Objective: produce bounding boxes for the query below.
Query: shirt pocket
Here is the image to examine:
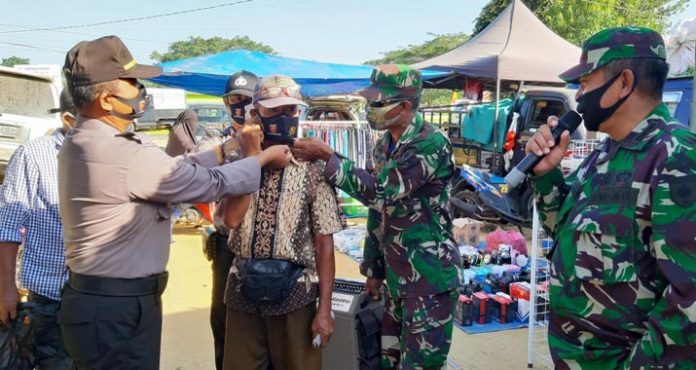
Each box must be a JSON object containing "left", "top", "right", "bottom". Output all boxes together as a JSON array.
[{"left": 572, "top": 201, "right": 638, "bottom": 285}]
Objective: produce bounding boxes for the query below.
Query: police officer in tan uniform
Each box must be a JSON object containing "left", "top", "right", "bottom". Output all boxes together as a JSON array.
[{"left": 57, "top": 35, "right": 292, "bottom": 370}]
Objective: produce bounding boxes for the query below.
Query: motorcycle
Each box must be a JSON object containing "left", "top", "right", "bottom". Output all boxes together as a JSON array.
[
  {"left": 450, "top": 164, "right": 534, "bottom": 228},
  {"left": 173, "top": 202, "right": 215, "bottom": 227}
]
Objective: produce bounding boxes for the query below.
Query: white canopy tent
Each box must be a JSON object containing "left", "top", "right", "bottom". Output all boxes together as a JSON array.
[{"left": 665, "top": 17, "right": 696, "bottom": 130}]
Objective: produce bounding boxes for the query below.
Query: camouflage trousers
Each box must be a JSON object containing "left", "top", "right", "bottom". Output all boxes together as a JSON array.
[{"left": 381, "top": 290, "right": 457, "bottom": 370}]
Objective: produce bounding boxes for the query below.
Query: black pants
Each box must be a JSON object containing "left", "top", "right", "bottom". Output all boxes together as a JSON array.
[
  {"left": 211, "top": 232, "right": 234, "bottom": 370},
  {"left": 58, "top": 273, "right": 167, "bottom": 370}
]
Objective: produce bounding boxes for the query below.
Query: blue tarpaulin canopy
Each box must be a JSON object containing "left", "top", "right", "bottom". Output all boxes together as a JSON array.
[{"left": 148, "top": 49, "right": 443, "bottom": 97}]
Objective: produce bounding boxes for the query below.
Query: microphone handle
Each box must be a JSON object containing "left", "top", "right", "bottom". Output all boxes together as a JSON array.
[{"left": 504, "top": 124, "right": 570, "bottom": 187}]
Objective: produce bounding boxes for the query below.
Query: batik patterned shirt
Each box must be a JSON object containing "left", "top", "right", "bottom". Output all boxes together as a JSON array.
[{"left": 225, "top": 160, "right": 344, "bottom": 316}]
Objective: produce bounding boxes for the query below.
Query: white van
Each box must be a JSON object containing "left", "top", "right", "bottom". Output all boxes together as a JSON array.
[
  {"left": 0, "top": 66, "right": 61, "bottom": 180},
  {"left": 135, "top": 87, "right": 187, "bottom": 130}
]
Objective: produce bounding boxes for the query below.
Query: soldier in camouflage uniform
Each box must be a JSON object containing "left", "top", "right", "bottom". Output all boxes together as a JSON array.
[
  {"left": 293, "top": 64, "right": 461, "bottom": 370},
  {"left": 527, "top": 27, "right": 696, "bottom": 369}
]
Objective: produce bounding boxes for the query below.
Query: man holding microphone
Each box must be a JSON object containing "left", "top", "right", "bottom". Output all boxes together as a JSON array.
[{"left": 526, "top": 27, "right": 696, "bottom": 369}]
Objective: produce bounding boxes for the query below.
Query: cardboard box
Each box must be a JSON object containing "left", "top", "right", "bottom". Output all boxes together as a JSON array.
[
  {"left": 509, "top": 282, "right": 531, "bottom": 301},
  {"left": 491, "top": 294, "right": 517, "bottom": 323},
  {"left": 471, "top": 291, "right": 492, "bottom": 324},
  {"left": 452, "top": 218, "right": 483, "bottom": 246},
  {"left": 454, "top": 295, "right": 473, "bottom": 326}
]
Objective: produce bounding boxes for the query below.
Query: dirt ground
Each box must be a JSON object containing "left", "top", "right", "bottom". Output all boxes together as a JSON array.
[{"left": 160, "top": 227, "right": 552, "bottom": 370}]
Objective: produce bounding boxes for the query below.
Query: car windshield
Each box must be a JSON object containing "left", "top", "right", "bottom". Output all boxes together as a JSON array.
[
  {"left": 0, "top": 73, "right": 55, "bottom": 119},
  {"left": 195, "top": 107, "right": 230, "bottom": 123}
]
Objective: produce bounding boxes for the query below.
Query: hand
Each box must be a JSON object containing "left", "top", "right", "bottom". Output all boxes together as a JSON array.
[
  {"left": 525, "top": 116, "right": 571, "bottom": 176},
  {"left": 240, "top": 122, "right": 263, "bottom": 157},
  {"left": 292, "top": 137, "right": 333, "bottom": 162},
  {"left": 0, "top": 283, "right": 19, "bottom": 326},
  {"left": 311, "top": 309, "right": 335, "bottom": 349},
  {"left": 256, "top": 145, "right": 292, "bottom": 169},
  {"left": 365, "top": 277, "right": 383, "bottom": 301}
]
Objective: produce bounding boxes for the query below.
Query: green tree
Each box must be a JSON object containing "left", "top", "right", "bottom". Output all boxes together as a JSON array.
[
  {"left": 1, "top": 56, "right": 30, "bottom": 67},
  {"left": 473, "top": 0, "right": 688, "bottom": 45},
  {"left": 365, "top": 32, "right": 469, "bottom": 66},
  {"left": 544, "top": 0, "right": 688, "bottom": 45},
  {"left": 151, "top": 36, "right": 275, "bottom": 63}
]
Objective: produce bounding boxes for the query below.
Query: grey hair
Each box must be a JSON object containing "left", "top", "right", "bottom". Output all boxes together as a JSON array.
[
  {"left": 602, "top": 58, "right": 669, "bottom": 100},
  {"left": 67, "top": 81, "right": 118, "bottom": 109}
]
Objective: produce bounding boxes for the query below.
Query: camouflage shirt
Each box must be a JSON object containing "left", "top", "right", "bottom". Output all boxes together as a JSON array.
[
  {"left": 532, "top": 104, "right": 696, "bottom": 369},
  {"left": 325, "top": 113, "right": 461, "bottom": 298}
]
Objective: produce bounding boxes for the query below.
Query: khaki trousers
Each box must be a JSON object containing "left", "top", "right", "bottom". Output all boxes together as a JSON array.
[{"left": 223, "top": 303, "right": 320, "bottom": 370}]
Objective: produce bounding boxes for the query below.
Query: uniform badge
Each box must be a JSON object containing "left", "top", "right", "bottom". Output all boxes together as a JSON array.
[{"left": 669, "top": 176, "right": 696, "bottom": 208}]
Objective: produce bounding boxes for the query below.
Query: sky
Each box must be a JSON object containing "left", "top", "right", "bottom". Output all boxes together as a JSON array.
[{"left": 1, "top": 0, "right": 695, "bottom": 67}]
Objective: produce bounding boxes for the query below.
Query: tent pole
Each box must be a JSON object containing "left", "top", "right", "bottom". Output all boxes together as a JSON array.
[
  {"left": 691, "top": 47, "right": 696, "bottom": 132},
  {"left": 492, "top": 77, "right": 501, "bottom": 171}
]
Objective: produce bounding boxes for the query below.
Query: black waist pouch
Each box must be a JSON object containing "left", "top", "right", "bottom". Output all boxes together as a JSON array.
[{"left": 240, "top": 259, "right": 304, "bottom": 303}]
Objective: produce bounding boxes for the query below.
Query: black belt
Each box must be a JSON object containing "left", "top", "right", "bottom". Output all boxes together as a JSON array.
[{"left": 68, "top": 271, "right": 169, "bottom": 297}]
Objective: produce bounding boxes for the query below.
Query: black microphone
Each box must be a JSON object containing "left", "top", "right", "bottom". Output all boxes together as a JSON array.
[{"left": 504, "top": 111, "right": 583, "bottom": 188}]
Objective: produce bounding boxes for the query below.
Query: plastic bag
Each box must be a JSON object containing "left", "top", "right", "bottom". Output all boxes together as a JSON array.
[
  {"left": 486, "top": 228, "right": 527, "bottom": 255},
  {"left": 0, "top": 303, "right": 35, "bottom": 370}
]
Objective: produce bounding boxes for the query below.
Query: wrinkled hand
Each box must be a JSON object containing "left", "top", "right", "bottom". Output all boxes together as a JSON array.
[
  {"left": 292, "top": 137, "right": 333, "bottom": 162},
  {"left": 365, "top": 277, "right": 383, "bottom": 301},
  {"left": 525, "top": 116, "right": 571, "bottom": 176},
  {"left": 0, "top": 283, "right": 19, "bottom": 326},
  {"left": 239, "top": 122, "right": 264, "bottom": 157},
  {"left": 311, "top": 310, "right": 335, "bottom": 349},
  {"left": 257, "top": 145, "right": 292, "bottom": 169}
]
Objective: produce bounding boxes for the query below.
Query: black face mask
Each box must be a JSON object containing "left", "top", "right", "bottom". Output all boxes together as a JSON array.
[
  {"left": 229, "top": 101, "right": 248, "bottom": 125},
  {"left": 259, "top": 113, "right": 299, "bottom": 145},
  {"left": 576, "top": 71, "right": 637, "bottom": 132},
  {"left": 110, "top": 82, "right": 151, "bottom": 121}
]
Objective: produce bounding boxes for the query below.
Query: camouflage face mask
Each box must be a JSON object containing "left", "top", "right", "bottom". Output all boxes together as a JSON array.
[{"left": 366, "top": 101, "right": 401, "bottom": 130}]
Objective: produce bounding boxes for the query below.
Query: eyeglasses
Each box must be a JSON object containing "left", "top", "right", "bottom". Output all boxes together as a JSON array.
[
  {"left": 257, "top": 104, "right": 300, "bottom": 117},
  {"left": 368, "top": 99, "right": 405, "bottom": 108}
]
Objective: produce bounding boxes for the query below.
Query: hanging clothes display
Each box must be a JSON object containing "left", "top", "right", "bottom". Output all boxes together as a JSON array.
[{"left": 300, "top": 122, "right": 379, "bottom": 169}]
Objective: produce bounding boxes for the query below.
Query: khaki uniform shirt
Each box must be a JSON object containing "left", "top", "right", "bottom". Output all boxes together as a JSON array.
[{"left": 58, "top": 118, "right": 260, "bottom": 279}]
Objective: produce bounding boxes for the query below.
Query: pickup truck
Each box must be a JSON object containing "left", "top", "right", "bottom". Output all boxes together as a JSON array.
[{"left": 0, "top": 66, "right": 61, "bottom": 182}]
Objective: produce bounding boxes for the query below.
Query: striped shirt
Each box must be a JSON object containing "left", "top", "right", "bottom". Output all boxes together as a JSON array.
[{"left": 0, "top": 130, "right": 67, "bottom": 301}]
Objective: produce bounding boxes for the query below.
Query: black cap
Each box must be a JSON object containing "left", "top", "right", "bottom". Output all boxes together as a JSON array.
[
  {"left": 223, "top": 70, "right": 258, "bottom": 98},
  {"left": 49, "top": 89, "right": 75, "bottom": 114},
  {"left": 64, "top": 35, "right": 162, "bottom": 86}
]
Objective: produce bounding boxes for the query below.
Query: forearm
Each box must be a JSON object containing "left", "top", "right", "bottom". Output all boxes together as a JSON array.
[
  {"left": 221, "top": 195, "right": 253, "bottom": 229},
  {"left": 324, "top": 153, "right": 381, "bottom": 208},
  {"left": 0, "top": 243, "right": 19, "bottom": 290},
  {"left": 623, "top": 281, "right": 696, "bottom": 367},
  {"left": 359, "top": 211, "right": 386, "bottom": 279},
  {"left": 314, "top": 234, "right": 335, "bottom": 314},
  {"left": 530, "top": 167, "right": 569, "bottom": 237}
]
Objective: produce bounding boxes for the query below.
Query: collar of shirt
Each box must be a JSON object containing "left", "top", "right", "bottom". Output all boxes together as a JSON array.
[
  {"left": 75, "top": 116, "right": 145, "bottom": 143},
  {"left": 390, "top": 113, "right": 424, "bottom": 152},
  {"left": 52, "top": 128, "right": 65, "bottom": 149},
  {"left": 614, "top": 102, "right": 672, "bottom": 151}
]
